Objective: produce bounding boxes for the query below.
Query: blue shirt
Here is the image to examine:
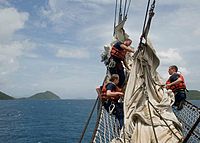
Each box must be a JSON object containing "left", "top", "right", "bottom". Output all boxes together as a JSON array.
[
  {"left": 106, "top": 82, "right": 117, "bottom": 92},
  {"left": 169, "top": 73, "right": 180, "bottom": 82}
]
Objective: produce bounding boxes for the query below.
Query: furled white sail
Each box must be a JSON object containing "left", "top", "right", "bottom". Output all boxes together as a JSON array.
[{"left": 111, "top": 40, "right": 183, "bottom": 143}]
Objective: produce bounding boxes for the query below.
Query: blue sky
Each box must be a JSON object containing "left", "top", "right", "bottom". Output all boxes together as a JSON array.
[{"left": 0, "top": 0, "right": 199, "bottom": 99}]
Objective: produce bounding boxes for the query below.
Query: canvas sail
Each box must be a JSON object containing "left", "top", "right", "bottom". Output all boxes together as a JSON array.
[{"left": 111, "top": 39, "right": 183, "bottom": 143}]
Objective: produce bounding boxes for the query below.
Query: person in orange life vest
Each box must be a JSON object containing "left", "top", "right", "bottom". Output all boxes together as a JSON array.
[
  {"left": 109, "top": 38, "right": 134, "bottom": 88},
  {"left": 166, "top": 65, "right": 186, "bottom": 110},
  {"left": 102, "top": 74, "right": 124, "bottom": 129}
]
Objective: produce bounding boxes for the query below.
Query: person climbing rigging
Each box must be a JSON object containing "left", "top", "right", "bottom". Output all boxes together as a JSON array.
[
  {"left": 108, "top": 38, "right": 134, "bottom": 88},
  {"left": 101, "top": 74, "right": 124, "bottom": 129},
  {"left": 166, "top": 65, "right": 187, "bottom": 110}
]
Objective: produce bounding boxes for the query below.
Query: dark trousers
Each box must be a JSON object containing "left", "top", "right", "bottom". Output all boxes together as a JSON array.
[
  {"left": 173, "top": 90, "right": 186, "bottom": 110},
  {"left": 174, "top": 90, "right": 186, "bottom": 106},
  {"left": 103, "top": 100, "right": 124, "bottom": 129}
]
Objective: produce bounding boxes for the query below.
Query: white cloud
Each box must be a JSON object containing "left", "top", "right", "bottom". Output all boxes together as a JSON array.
[
  {"left": 0, "top": 7, "right": 39, "bottom": 81},
  {"left": 0, "top": 40, "right": 36, "bottom": 75},
  {"left": 0, "top": 0, "right": 9, "bottom": 5},
  {"left": 40, "top": 0, "right": 112, "bottom": 33},
  {"left": 41, "top": 0, "right": 64, "bottom": 22},
  {"left": 56, "top": 48, "right": 90, "bottom": 59},
  {"left": 194, "top": 28, "right": 200, "bottom": 36},
  {"left": 157, "top": 48, "right": 182, "bottom": 64},
  {"left": 0, "top": 7, "right": 29, "bottom": 42}
]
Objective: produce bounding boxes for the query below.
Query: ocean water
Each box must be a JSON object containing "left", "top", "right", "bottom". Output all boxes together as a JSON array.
[
  {"left": 0, "top": 99, "right": 199, "bottom": 143},
  {"left": 0, "top": 100, "right": 97, "bottom": 143}
]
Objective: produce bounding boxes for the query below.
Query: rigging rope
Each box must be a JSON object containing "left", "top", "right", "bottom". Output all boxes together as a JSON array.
[
  {"left": 79, "top": 97, "right": 99, "bottom": 143},
  {"left": 140, "top": 0, "right": 151, "bottom": 43},
  {"left": 113, "top": 0, "right": 118, "bottom": 36},
  {"left": 123, "top": 0, "right": 128, "bottom": 19},
  {"left": 145, "top": 88, "right": 159, "bottom": 143},
  {"left": 148, "top": 100, "right": 182, "bottom": 141},
  {"left": 119, "top": 0, "right": 123, "bottom": 23},
  {"left": 113, "top": 0, "right": 132, "bottom": 37},
  {"left": 125, "top": 0, "right": 132, "bottom": 18},
  {"left": 139, "top": 0, "right": 156, "bottom": 45}
]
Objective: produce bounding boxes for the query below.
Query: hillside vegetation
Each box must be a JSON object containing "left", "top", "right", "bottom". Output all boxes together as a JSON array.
[
  {"left": 186, "top": 90, "right": 200, "bottom": 100},
  {"left": 0, "top": 91, "right": 14, "bottom": 100},
  {"left": 29, "top": 91, "right": 61, "bottom": 100}
]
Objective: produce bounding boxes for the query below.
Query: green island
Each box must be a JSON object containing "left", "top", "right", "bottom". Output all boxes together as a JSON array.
[
  {"left": 0, "top": 91, "right": 61, "bottom": 100},
  {"left": 186, "top": 90, "right": 200, "bottom": 100},
  {"left": 0, "top": 91, "right": 15, "bottom": 100}
]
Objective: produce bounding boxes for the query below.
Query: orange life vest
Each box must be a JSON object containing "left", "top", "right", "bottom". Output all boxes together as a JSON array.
[
  {"left": 166, "top": 74, "right": 186, "bottom": 92},
  {"left": 101, "top": 82, "right": 121, "bottom": 102},
  {"left": 110, "top": 46, "right": 127, "bottom": 61}
]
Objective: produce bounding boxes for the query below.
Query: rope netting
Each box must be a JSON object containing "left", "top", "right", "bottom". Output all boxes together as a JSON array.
[
  {"left": 91, "top": 101, "right": 120, "bottom": 143},
  {"left": 173, "top": 101, "right": 200, "bottom": 143},
  {"left": 90, "top": 100, "right": 200, "bottom": 143}
]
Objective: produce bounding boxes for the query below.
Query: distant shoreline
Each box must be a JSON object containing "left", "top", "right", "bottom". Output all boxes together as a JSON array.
[{"left": 1, "top": 90, "right": 200, "bottom": 100}]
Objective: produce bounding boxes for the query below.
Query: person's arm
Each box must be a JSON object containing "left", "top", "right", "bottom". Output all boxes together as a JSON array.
[
  {"left": 106, "top": 90, "right": 124, "bottom": 97},
  {"left": 166, "top": 77, "right": 182, "bottom": 87},
  {"left": 120, "top": 44, "right": 134, "bottom": 52}
]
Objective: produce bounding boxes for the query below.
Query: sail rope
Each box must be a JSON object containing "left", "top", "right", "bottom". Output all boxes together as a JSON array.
[
  {"left": 137, "top": 42, "right": 183, "bottom": 142},
  {"left": 140, "top": 0, "right": 155, "bottom": 45},
  {"left": 113, "top": 0, "right": 132, "bottom": 36},
  {"left": 113, "top": 0, "right": 118, "bottom": 36},
  {"left": 124, "top": 0, "right": 132, "bottom": 19},
  {"left": 140, "top": 0, "right": 151, "bottom": 44},
  {"left": 148, "top": 100, "right": 182, "bottom": 141},
  {"left": 145, "top": 88, "right": 159, "bottom": 143},
  {"left": 123, "top": 0, "right": 132, "bottom": 19},
  {"left": 119, "top": 0, "right": 123, "bottom": 23},
  {"left": 123, "top": 0, "right": 128, "bottom": 19}
]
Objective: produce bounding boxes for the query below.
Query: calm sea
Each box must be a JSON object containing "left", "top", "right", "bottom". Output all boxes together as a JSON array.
[
  {"left": 0, "top": 100, "right": 97, "bottom": 143},
  {"left": 0, "top": 99, "right": 199, "bottom": 143}
]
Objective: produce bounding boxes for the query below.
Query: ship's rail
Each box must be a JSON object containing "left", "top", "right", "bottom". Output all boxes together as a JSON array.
[
  {"left": 89, "top": 100, "right": 200, "bottom": 143},
  {"left": 174, "top": 101, "right": 200, "bottom": 143},
  {"left": 91, "top": 100, "right": 120, "bottom": 143}
]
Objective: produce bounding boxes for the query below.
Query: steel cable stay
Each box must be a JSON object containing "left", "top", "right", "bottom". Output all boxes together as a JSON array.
[
  {"left": 123, "top": 0, "right": 128, "bottom": 19},
  {"left": 118, "top": 0, "right": 123, "bottom": 23},
  {"left": 125, "top": 0, "right": 132, "bottom": 19},
  {"left": 113, "top": 0, "right": 132, "bottom": 36},
  {"left": 113, "top": 0, "right": 118, "bottom": 36},
  {"left": 78, "top": 97, "right": 99, "bottom": 143},
  {"left": 139, "top": 0, "right": 155, "bottom": 46}
]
